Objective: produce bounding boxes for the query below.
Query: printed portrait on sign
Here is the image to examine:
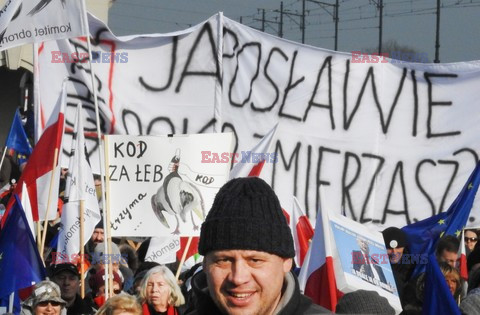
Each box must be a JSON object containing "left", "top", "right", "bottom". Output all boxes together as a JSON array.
[{"left": 331, "top": 222, "right": 397, "bottom": 296}]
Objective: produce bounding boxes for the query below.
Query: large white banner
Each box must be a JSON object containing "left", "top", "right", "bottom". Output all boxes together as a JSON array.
[
  {"left": 0, "top": 0, "right": 87, "bottom": 51},
  {"left": 37, "top": 13, "right": 480, "bottom": 229},
  {"left": 105, "top": 133, "right": 233, "bottom": 237}
]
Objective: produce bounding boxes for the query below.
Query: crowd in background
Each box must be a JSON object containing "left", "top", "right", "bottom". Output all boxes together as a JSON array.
[{"left": 1, "top": 135, "right": 480, "bottom": 315}]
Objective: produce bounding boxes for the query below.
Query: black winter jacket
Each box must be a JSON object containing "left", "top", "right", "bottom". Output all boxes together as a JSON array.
[{"left": 184, "top": 271, "right": 331, "bottom": 315}]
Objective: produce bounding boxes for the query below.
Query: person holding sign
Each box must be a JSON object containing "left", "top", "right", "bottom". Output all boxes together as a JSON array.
[{"left": 186, "top": 177, "right": 329, "bottom": 315}]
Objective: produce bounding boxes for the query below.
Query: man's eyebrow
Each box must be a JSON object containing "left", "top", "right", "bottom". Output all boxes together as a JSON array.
[
  {"left": 210, "top": 253, "right": 232, "bottom": 259},
  {"left": 242, "top": 252, "right": 268, "bottom": 259}
]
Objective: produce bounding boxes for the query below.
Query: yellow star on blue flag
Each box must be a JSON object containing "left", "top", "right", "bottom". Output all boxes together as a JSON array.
[{"left": 402, "top": 162, "right": 480, "bottom": 277}]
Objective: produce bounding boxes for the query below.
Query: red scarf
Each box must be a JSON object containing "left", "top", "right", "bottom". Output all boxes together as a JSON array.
[{"left": 142, "top": 303, "right": 178, "bottom": 315}]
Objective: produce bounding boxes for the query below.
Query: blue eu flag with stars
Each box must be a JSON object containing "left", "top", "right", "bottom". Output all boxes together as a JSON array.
[
  {"left": 423, "top": 254, "right": 461, "bottom": 315},
  {"left": 402, "top": 161, "right": 480, "bottom": 274},
  {"left": 5, "top": 109, "right": 32, "bottom": 164},
  {"left": 0, "top": 194, "right": 45, "bottom": 297}
]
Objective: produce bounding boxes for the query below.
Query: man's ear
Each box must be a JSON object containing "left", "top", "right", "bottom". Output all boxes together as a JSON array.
[{"left": 283, "top": 258, "right": 293, "bottom": 273}]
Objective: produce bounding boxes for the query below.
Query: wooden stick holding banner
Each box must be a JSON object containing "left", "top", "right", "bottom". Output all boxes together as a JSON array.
[
  {"left": 108, "top": 237, "right": 114, "bottom": 298},
  {"left": 81, "top": 0, "right": 110, "bottom": 298},
  {"left": 39, "top": 147, "right": 58, "bottom": 259},
  {"left": 176, "top": 236, "right": 193, "bottom": 280},
  {"left": 0, "top": 146, "right": 7, "bottom": 177},
  {"left": 32, "top": 42, "right": 41, "bottom": 250},
  {"left": 37, "top": 221, "right": 41, "bottom": 249},
  {"left": 104, "top": 136, "right": 114, "bottom": 298},
  {"left": 80, "top": 199, "right": 85, "bottom": 298},
  {"left": 8, "top": 292, "right": 14, "bottom": 313}
]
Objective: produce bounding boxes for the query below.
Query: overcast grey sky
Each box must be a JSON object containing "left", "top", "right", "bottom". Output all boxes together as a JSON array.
[{"left": 108, "top": 0, "right": 480, "bottom": 63}]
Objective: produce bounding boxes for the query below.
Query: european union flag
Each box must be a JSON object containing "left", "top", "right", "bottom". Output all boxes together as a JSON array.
[
  {"left": 423, "top": 254, "right": 460, "bottom": 315},
  {"left": 0, "top": 194, "right": 45, "bottom": 297},
  {"left": 5, "top": 109, "right": 32, "bottom": 158},
  {"left": 402, "top": 162, "right": 480, "bottom": 272}
]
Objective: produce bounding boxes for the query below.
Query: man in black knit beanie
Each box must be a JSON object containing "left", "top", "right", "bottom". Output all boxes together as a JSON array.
[{"left": 186, "top": 177, "right": 330, "bottom": 315}]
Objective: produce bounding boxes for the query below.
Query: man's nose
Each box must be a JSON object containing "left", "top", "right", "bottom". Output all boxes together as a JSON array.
[{"left": 229, "top": 261, "right": 251, "bottom": 285}]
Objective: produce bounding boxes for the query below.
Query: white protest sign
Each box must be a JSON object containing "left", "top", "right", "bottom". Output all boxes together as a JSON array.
[
  {"left": 105, "top": 133, "right": 233, "bottom": 236},
  {"left": 145, "top": 236, "right": 180, "bottom": 264},
  {"left": 37, "top": 13, "right": 480, "bottom": 229},
  {"left": 329, "top": 213, "right": 402, "bottom": 313},
  {"left": 36, "top": 13, "right": 222, "bottom": 174},
  {"left": 0, "top": 0, "right": 87, "bottom": 51}
]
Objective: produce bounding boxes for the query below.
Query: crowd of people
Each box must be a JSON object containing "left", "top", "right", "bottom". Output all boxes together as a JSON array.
[
  {"left": 1, "top": 148, "right": 480, "bottom": 314},
  {"left": 381, "top": 226, "right": 480, "bottom": 314}
]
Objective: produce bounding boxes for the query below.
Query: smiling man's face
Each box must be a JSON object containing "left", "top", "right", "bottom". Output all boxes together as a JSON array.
[{"left": 204, "top": 249, "right": 292, "bottom": 315}]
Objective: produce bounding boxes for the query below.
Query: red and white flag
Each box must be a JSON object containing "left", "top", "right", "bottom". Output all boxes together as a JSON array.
[
  {"left": 177, "top": 236, "right": 200, "bottom": 262},
  {"left": 229, "top": 124, "right": 278, "bottom": 179},
  {"left": 21, "top": 182, "right": 35, "bottom": 237},
  {"left": 298, "top": 199, "right": 343, "bottom": 311},
  {"left": 3, "top": 83, "right": 66, "bottom": 226},
  {"left": 459, "top": 229, "right": 468, "bottom": 281},
  {"left": 289, "top": 197, "right": 314, "bottom": 267}
]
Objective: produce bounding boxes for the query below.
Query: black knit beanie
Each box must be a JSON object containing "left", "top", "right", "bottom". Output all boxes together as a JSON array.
[
  {"left": 382, "top": 227, "right": 408, "bottom": 249},
  {"left": 198, "top": 177, "right": 295, "bottom": 258}
]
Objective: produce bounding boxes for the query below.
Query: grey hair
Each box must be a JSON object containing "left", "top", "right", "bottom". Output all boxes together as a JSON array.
[{"left": 138, "top": 265, "right": 185, "bottom": 307}]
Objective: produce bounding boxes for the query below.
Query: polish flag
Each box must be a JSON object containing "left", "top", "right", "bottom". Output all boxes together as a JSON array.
[
  {"left": 289, "top": 197, "right": 314, "bottom": 267},
  {"left": 177, "top": 236, "right": 200, "bottom": 262},
  {"left": 3, "top": 83, "right": 66, "bottom": 225},
  {"left": 459, "top": 230, "right": 468, "bottom": 281},
  {"left": 229, "top": 124, "right": 278, "bottom": 179},
  {"left": 21, "top": 182, "right": 35, "bottom": 237},
  {"left": 298, "top": 201, "right": 343, "bottom": 311}
]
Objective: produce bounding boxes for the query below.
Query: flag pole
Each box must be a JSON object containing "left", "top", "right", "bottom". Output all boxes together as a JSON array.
[
  {"left": 81, "top": 0, "right": 110, "bottom": 297},
  {"left": 8, "top": 292, "right": 14, "bottom": 313},
  {"left": 0, "top": 146, "right": 8, "bottom": 175},
  {"left": 75, "top": 102, "right": 87, "bottom": 299},
  {"left": 36, "top": 221, "right": 41, "bottom": 248},
  {"left": 104, "top": 136, "right": 114, "bottom": 298},
  {"left": 39, "top": 148, "right": 59, "bottom": 259},
  {"left": 80, "top": 199, "right": 86, "bottom": 298},
  {"left": 176, "top": 236, "right": 193, "bottom": 280}
]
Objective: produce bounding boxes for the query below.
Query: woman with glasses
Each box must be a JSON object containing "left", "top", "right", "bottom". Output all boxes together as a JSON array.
[
  {"left": 138, "top": 265, "right": 186, "bottom": 315},
  {"left": 21, "top": 280, "right": 66, "bottom": 315},
  {"left": 465, "top": 229, "right": 478, "bottom": 256}
]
